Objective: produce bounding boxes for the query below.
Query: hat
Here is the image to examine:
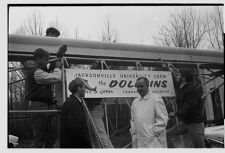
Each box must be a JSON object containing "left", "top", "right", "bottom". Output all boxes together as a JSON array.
[
  {"left": 68, "top": 78, "right": 83, "bottom": 93},
  {"left": 68, "top": 78, "right": 97, "bottom": 93},
  {"left": 46, "top": 27, "right": 60, "bottom": 37},
  {"left": 33, "top": 48, "right": 49, "bottom": 59}
]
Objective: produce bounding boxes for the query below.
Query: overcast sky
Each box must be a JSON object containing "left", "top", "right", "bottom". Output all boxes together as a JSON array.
[{"left": 9, "top": 5, "right": 217, "bottom": 45}]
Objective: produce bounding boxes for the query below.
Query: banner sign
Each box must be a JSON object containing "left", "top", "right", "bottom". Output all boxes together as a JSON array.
[{"left": 66, "top": 69, "right": 175, "bottom": 98}]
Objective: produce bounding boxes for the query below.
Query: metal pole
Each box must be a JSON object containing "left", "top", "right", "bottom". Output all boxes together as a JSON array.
[
  {"left": 123, "top": 141, "right": 132, "bottom": 148},
  {"left": 197, "top": 75, "right": 220, "bottom": 89},
  {"left": 59, "top": 57, "right": 66, "bottom": 148},
  {"left": 115, "top": 98, "right": 118, "bottom": 131},
  {"left": 136, "top": 61, "right": 143, "bottom": 70},
  {"left": 101, "top": 60, "right": 110, "bottom": 147},
  {"left": 124, "top": 98, "right": 131, "bottom": 109},
  {"left": 167, "top": 63, "right": 185, "bottom": 147},
  {"left": 8, "top": 66, "right": 24, "bottom": 72},
  {"left": 200, "top": 64, "right": 224, "bottom": 79},
  {"left": 9, "top": 110, "right": 59, "bottom": 113},
  {"left": 82, "top": 99, "right": 104, "bottom": 148},
  {"left": 61, "top": 57, "right": 66, "bottom": 102},
  {"left": 201, "top": 83, "right": 224, "bottom": 100},
  {"left": 104, "top": 101, "right": 110, "bottom": 147},
  {"left": 8, "top": 79, "right": 25, "bottom": 85},
  {"left": 111, "top": 125, "right": 130, "bottom": 137},
  {"left": 63, "top": 57, "right": 69, "bottom": 68},
  {"left": 170, "top": 97, "right": 185, "bottom": 147},
  {"left": 102, "top": 60, "right": 110, "bottom": 70}
]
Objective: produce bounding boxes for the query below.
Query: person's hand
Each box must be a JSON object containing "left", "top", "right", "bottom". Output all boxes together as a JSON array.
[
  {"left": 55, "top": 61, "right": 62, "bottom": 68},
  {"left": 57, "top": 45, "right": 67, "bottom": 58},
  {"left": 47, "top": 62, "right": 56, "bottom": 72}
]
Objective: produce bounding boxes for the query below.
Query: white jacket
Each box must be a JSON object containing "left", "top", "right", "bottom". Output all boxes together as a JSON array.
[{"left": 130, "top": 91, "right": 168, "bottom": 148}]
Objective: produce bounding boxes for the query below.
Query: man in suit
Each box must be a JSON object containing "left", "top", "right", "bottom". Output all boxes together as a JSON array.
[
  {"left": 60, "top": 78, "right": 92, "bottom": 148},
  {"left": 130, "top": 77, "right": 168, "bottom": 148}
]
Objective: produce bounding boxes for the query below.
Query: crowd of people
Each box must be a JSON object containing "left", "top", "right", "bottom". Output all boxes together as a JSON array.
[{"left": 22, "top": 27, "right": 205, "bottom": 148}]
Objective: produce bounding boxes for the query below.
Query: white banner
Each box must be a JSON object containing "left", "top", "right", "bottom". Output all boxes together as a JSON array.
[{"left": 66, "top": 69, "right": 175, "bottom": 98}]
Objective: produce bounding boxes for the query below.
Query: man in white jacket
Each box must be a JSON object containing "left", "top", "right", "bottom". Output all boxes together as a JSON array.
[{"left": 130, "top": 77, "right": 168, "bottom": 148}]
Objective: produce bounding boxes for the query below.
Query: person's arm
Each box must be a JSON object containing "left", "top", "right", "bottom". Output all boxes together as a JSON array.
[
  {"left": 152, "top": 95, "right": 168, "bottom": 137},
  {"left": 34, "top": 68, "right": 61, "bottom": 84},
  {"left": 130, "top": 100, "right": 137, "bottom": 134},
  {"left": 130, "top": 100, "right": 137, "bottom": 147},
  {"left": 130, "top": 100, "right": 136, "bottom": 133}
]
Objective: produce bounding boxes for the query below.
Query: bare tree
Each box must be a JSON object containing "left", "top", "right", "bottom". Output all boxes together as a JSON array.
[
  {"left": 8, "top": 62, "right": 25, "bottom": 110},
  {"left": 206, "top": 6, "right": 224, "bottom": 51},
  {"left": 14, "top": 10, "right": 44, "bottom": 36},
  {"left": 14, "top": 26, "right": 27, "bottom": 35},
  {"left": 11, "top": 11, "right": 44, "bottom": 109},
  {"left": 101, "top": 16, "right": 119, "bottom": 42},
  {"left": 74, "top": 27, "right": 79, "bottom": 39},
  {"left": 12, "top": 10, "right": 44, "bottom": 109},
  {"left": 153, "top": 8, "right": 208, "bottom": 49},
  {"left": 14, "top": 11, "right": 67, "bottom": 38}
]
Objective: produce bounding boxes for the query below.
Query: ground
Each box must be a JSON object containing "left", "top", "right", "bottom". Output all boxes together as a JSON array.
[{"left": 14, "top": 129, "right": 224, "bottom": 148}]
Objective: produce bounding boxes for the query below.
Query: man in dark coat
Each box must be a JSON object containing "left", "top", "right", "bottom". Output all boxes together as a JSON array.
[
  {"left": 60, "top": 78, "right": 92, "bottom": 148},
  {"left": 167, "top": 70, "right": 205, "bottom": 148}
]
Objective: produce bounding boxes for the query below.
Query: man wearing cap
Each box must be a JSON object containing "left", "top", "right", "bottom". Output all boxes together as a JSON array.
[
  {"left": 23, "top": 48, "right": 62, "bottom": 148},
  {"left": 60, "top": 78, "right": 92, "bottom": 148},
  {"left": 45, "top": 27, "right": 60, "bottom": 37}
]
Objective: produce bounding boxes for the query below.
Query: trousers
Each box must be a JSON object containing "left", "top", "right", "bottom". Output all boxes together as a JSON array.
[
  {"left": 167, "top": 122, "right": 205, "bottom": 148},
  {"left": 29, "top": 100, "right": 56, "bottom": 148}
]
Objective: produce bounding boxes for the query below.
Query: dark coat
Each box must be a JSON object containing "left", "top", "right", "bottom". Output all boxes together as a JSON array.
[
  {"left": 23, "top": 60, "right": 53, "bottom": 104},
  {"left": 176, "top": 83, "right": 204, "bottom": 124},
  {"left": 60, "top": 95, "right": 92, "bottom": 148}
]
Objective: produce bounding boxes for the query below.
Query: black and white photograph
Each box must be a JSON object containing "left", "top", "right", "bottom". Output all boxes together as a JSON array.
[{"left": 1, "top": 0, "right": 224, "bottom": 151}]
